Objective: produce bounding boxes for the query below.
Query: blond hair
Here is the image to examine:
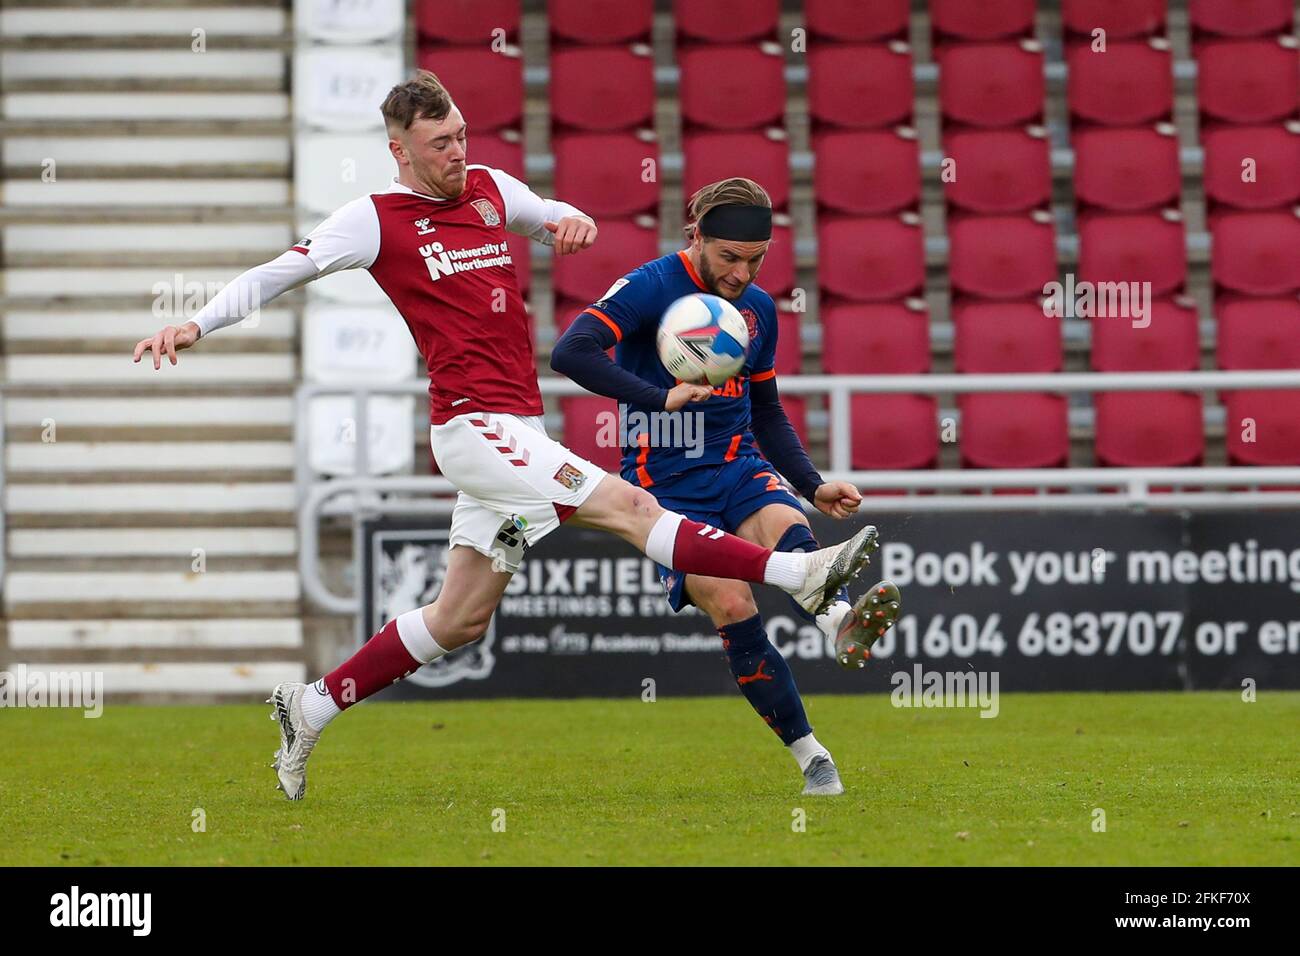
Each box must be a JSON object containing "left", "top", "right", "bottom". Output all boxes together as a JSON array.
[
  {"left": 684, "top": 177, "right": 772, "bottom": 240},
  {"left": 381, "top": 69, "right": 454, "bottom": 133}
]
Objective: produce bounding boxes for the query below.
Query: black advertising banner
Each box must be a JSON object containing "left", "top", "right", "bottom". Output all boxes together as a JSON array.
[{"left": 361, "top": 512, "right": 1300, "bottom": 699}]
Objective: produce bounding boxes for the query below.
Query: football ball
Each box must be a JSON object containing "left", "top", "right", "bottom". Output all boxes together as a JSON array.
[{"left": 656, "top": 293, "right": 750, "bottom": 387}]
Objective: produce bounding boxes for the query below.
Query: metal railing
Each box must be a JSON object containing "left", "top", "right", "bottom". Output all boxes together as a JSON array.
[{"left": 296, "top": 371, "right": 1300, "bottom": 613}]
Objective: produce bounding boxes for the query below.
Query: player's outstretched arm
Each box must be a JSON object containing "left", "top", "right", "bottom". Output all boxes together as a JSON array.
[
  {"left": 551, "top": 312, "right": 709, "bottom": 410},
  {"left": 132, "top": 250, "right": 320, "bottom": 369},
  {"left": 489, "top": 167, "right": 596, "bottom": 254},
  {"left": 543, "top": 216, "right": 597, "bottom": 256}
]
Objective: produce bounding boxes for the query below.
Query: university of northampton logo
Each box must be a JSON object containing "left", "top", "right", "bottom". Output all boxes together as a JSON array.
[{"left": 471, "top": 199, "right": 501, "bottom": 226}]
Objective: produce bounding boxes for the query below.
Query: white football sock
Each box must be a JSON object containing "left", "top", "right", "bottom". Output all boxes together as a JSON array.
[
  {"left": 395, "top": 606, "right": 448, "bottom": 664},
  {"left": 300, "top": 679, "right": 341, "bottom": 731},
  {"left": 644, "top": 511, "right": 683, "bottom": 566},
  {"left": 816, "top": 599, "right": 854, "bottom": 640},
  {"left": 762, "top": 550, "right": 805, "bottom": 591},
  {"left": 789, "top": 733, "right": 832, "bottom": 772}
]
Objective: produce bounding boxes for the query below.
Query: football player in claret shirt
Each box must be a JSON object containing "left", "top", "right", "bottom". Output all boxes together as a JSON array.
[
  {"left": 131, "top": 72, "right": 881, "bottom": 801},
  {"left": 552, "top": 178, "right": 902, "bottom": 796}
]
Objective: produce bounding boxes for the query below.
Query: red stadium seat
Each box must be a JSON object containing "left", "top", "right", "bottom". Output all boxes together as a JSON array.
[
  {"left": 683, "top": 130, "right": 791, "bottom": 210},
  {"left": 939, "top": 42, "right": 1045, "bottom": 128},
  {"left": 1089, "top": 298, "right": 1203, "bottom": 466},
  {"left": 930, "top": 0, "right": 1036, "bottom": 44},
  {"left": 562, "top": 396, "right": 622, "bottom": 471},
  {"left": 1211, "top": 212, "right": 1300, "bottom": 295},
  {"left": 813, "top": 129, "right": 921, "bottom": 215},
  {"left": 550, "top": 46, "right": 655, "bottom": 132},
  {"left": 1217, "top": 295, "right": 1300, "bottom": 464},
  {"left": 817, "top": 215, "right": 926, "bottom": 301},
  {"left": 1077, "top": 213, "right": 1187, "bottom": 297},
  {"left": 416, "top": 47, "right": 523, "bottom": 131},
  {"left": 948, "top": 214, "right": 1058, "bottom": 300},
  {"left": 943, "top": 127, "right": 1052, "bottom": 214},
  {"left": 960, "top": 392, "right": 1069, "bottom": 468},
  {"left": 1190, "top": 0, "right": 1295, "bottom": 39},
  {"left": 673, "top": 0, "right": 780, "bottom": 44},
  {"left": 1197, "top": 39, "right": 1300, "bottom": 125},
  {"left": 849, "top": 395, "right": 940, "bottom": 470},
  {"left": 678, "top": 45, "right": 786, "bottom": 131},
  {"left": 1072, "top": 126, "right": 1181, "bottom": 212},
  {"left": 952, "top": 299, "right": 1070, "bottom": 470},
  {"left": 548, "top": 0, "right": 653, "bottom": 45},
  {"left": 1090, "top": 297, "right": 1200, "bottom": 371},
  {"left": 416, "top": 0, "right": 520, "bottom": 44},
  {"left": 468, "top": 132, "right": 524, "bottom": 178},
  {"left": 952, "top": 300, "right": 1063, "bottom": 373},
  {"left": 1062, "top": 0, "right": 1167, "bottom": 41},
  {"left": 821, "top": 301, "right": 932, "bottom": 374},
  {"left": 754, "top": 222, "right": 795, "bottom": 297},
  {"left": 807, "top": 44, "right": 915, "bottom": 130},
  {"left": 553, "top": 132, "right": 660, "bottom": 217},
  {"left": 1094, "top": 392, "right": 1204, "bottom": 466},
  {"left": 1223, "top": 390, "right": 1300, "bottom": 464},
  {"left": 774, "top": 311, "right": 802, "bottom": 375},
  {"left": 551, "top": 219, "right": 659, "bottom": 302},
  {"left": 1216, "top": 296, "right": 1300, "bottom": 370},
  {"left": 806, "top": 0, "right": 909, "bottom": 42},
  {"left": 1066, "top": 40, "right": 1173, "bottom": 126},
  {"left": 1202, "top": 125, "right": 1300, "bottom": 211}
]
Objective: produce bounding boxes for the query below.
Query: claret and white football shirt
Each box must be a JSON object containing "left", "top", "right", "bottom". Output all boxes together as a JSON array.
[{"left": 191, "top": 166, "right": 591, "bottom": 424}]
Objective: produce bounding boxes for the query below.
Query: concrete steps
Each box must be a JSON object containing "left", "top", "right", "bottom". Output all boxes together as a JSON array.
[{"left": 0, "top": 0, "right": 306, "bottom": 696}]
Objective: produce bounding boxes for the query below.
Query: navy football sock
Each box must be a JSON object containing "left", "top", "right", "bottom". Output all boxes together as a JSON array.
[
  {"left": 774, "top": 523, "right": 850, "bottom": 621},
  {"left": 719, "top": 614, "right": 812, "bottom": 746}
]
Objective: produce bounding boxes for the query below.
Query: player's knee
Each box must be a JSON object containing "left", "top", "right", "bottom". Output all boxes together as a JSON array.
[
  {"left": 701, "top": 584, "right": 758, "bottom": 626},
  {"left": 426, "top": 601, "right": 492, "bottom": 649},
  {"left": 440, "top": 613, "right": 491, "bottom": 649},
  {"left": 588, "top": 478, "right": 661, "bottom": 532}
]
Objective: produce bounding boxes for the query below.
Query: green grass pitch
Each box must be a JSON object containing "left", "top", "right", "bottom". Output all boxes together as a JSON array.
[{"left": 2, "top": 692, "right": 1297, "bottom": 866}]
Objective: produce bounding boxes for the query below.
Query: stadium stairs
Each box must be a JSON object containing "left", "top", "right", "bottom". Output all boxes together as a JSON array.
[{"left": 1, "top": 0, "right": 308, "bottom": 701}]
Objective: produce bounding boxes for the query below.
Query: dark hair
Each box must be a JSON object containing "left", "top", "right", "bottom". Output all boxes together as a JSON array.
[{"left": 381, "top": 70, "right": 454, "bottom": 131}]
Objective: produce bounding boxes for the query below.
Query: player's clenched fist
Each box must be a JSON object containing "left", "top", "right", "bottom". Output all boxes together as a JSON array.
[
  {"left": 132, "top": 321, "right": 200, "bottom": 369},
  {"left": 544, "top": 215, "right": 597, "bottom": 256},
  {"left": 813, "top": 481, "right": 863, "bottom": 519},
  {"left": 664, "top": 382, "right": 713, "bottom": 411}
]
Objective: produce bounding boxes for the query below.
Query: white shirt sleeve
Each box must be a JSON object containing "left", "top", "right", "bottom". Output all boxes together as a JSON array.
[
  {"left": 485, "top": 166, "right": 593, "bottom": 246},
  {"left": 191, "top": 196, "right": 381, "bottom": 338}
]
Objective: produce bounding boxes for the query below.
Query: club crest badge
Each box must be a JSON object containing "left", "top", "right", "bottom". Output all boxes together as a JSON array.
[
  {"left": 553, "top": 462, "right": 587, "bottom": 491},
  {"left": 472, "top": 199, "right": 501, "bottom": 227}
]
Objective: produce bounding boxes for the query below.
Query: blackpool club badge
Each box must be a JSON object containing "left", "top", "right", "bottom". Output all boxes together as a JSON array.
[{"left": 471, "top": 199, "right": 501, "bottom": 226}]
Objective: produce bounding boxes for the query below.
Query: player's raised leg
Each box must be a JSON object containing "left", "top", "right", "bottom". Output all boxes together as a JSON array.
[
  {"left": 573, "top": 473, "right": 878, "bottom": 616},
  {"left": 270, "top": 542, "right": 511, "bottom": 800}
]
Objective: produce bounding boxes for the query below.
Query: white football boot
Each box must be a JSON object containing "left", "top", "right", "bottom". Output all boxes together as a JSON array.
[
  {"left": 268, "top": 681, "right": 321, "bottom": 801},
  {"left": 788, "top": 524, "right": 880, "bottom": 617},
  {"left": 801, "top": 755, "right": 846, "bottom": 796}
]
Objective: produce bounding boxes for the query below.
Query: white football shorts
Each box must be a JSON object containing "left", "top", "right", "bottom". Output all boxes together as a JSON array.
[{"left": 429, "top": 412, "right": 608, "bottom": 572}]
